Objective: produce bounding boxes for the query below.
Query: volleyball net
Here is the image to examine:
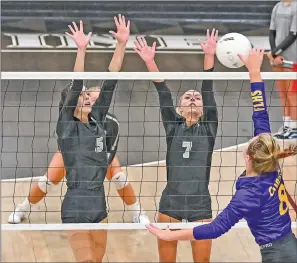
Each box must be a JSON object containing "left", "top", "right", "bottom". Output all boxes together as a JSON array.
[{"left": 1, "top": 71, "right": 297, "bottom": 233}]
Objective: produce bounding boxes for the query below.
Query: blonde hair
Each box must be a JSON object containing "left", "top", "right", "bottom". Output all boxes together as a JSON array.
[
  {"left": 247, "top": 133, "right": 297, "bottom": 174},
  {"left": 86, "top": 86, "right": 101, "bottom": 92}
]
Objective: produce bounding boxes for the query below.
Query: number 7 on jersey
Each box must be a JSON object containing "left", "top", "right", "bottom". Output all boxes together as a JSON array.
[{"left": 182, "top": 141, "right": 192, "bottom": 158}]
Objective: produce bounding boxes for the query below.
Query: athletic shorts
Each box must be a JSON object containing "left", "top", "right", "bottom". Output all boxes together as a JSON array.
[
  {"left": 260, "top": 232, "right": 297, "bottom": 263},
  {"left": 61, "top": 188, "right": 107, "bottom": 224},
  {"left": 158, "top": 187, "right": 212, "bottom": 222}
]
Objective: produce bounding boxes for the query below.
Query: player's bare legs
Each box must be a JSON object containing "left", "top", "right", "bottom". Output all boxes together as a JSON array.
[
  {"left": 68, "top": 219, "right": 108, "bottom": 262},
  {"left": 8, "top": 150, "right": 65, "bottom": 223},
  {"left": 191, "top": 219, "right": 212, "bottom": 263},
  {"left": 8, "top": 153, "right": 149, "bottom": 224},
  {"left": 157, "top": 213, "right": 179, "bottom": 263},
  {"left": 29, "top": 151, "right": 65, "bottom": 204}
]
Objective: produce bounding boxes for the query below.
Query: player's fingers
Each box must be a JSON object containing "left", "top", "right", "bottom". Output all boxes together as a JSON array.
[
  {"left": 141, "top": 36, "right": 148, "bottom": 47},
  {"left": 133, "top": 46, "right": 141, "bottom": 56},
  {"left": 72, "top": 21, "right": 79, "bottom": 32},
  {"left": 121, "top": 15, "right": 126, "bottom": 26},
  {"left": 214, "top": 29, "right": 219, "bottom": 40},
  {"left": 211, "top": 28, "right": 215, "bottom": 39},
  {"left": 237, "top": 54, "right": 245, "bottom": 63},
  {"left": 206, "top": 28, "right": 210, "bottom": 39},
  {"left": 134, "top": 39, "right": 142, "bottom": 50},
  {"left": 79, "top": 20, "right": 83, "bottom": 32},
  {"left": 68, "top": 25, "right": 75, "bottom": 35},
  {"left": 199, "top": 40, "right": 206, "bottom": 49},
  {"left": 65, "top": 32, "right": 74, "bottom": 38},
  {"left": 109, "top": 30, "right": 117, "bottom": 38},
  {"left": 114, "top": 16, "right": 120, "bottom": 28},
  {"left": 87, "top": 32, "right": 92, "bottom": 40},
  {"left": 137, "top": 36, "right": 145, "bottom": 48},
  {"left": 118, "top": 14, "right": 123, "bottom": 24},
  {"left": 127, "top": 20, "right": 131, "bottom": 29},
  {"left": 151, "top": 41, "right": 157, "bottom": 52}
]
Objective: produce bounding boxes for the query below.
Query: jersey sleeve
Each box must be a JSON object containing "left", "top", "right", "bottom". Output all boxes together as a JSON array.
[
  {"left": 201, "top": 67, "right": 218, "bottom": 139},
  {"left": 193, "top": 188, "right": 260, "bottom": 240},
  {"left": 153, "top": 81, "right": 181, "bottom": 132},
  {"left": 91, "top": 79, "right": 118, "bottom": 124},
  {"left": 250, "top": 82, "right": 271, "bottom": 136},
  {"left": 59, "top": 82, "right": 72, "bottom": 112},
  {"left": 56, "top": 80, "right": 84, "bottom": 137}
]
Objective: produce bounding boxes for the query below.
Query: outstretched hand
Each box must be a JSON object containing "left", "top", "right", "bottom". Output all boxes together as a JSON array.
[
  {"left": 238, "top": 48, "right": 264, "bottom": 73},
  {"left": 200, "top": 28, "right": 218, "bottom": 56},
  {"left": 146, "top": 224, "right": 173, "bottom": 241},
  {"left": 134, "top": 36, "right": 157, "bottom": 64},
  {"left": 109, "top": 14, "right": 130, "bottom": 44},
  {"left": 66, "top": 21, "right": 92, "bottom": 50}
]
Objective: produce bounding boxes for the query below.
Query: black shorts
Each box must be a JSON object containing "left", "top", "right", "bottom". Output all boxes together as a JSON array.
[
  {"left": 61, "top": 188, "right": 107, "bottom": 224},
  {"left": 260, "top": 232, "right": 297, "bottom": 263},
  {"left": 158, "top": 187, "right": 212, "bottom": 222}
]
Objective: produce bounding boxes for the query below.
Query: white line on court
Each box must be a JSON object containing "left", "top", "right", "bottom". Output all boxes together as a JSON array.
[{"left": 1, "top": 141, "right": 247, "bottom": 182}]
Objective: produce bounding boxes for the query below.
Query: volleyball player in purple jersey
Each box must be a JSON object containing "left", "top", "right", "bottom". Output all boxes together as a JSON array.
[{"left": 147, "top": 49, "right": 297, "bottom": 263}]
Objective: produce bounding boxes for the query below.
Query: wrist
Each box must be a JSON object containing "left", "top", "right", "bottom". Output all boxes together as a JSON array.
[
  {"left": 77, "top": 47, "right": 87, "bottom": 53},
  {"left": 249, "top": 71, "right": 262, "bottom": 83},
  {"left": 116, "top": 41, "right": 127, "bottom": 48},
  {"left": 145, "top": 60, "right": 156, "bottom": 67}
]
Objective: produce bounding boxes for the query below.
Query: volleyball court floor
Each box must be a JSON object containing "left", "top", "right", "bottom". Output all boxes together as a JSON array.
[{"left": 2, "top": 142, "right": 296, "bottom": 262}]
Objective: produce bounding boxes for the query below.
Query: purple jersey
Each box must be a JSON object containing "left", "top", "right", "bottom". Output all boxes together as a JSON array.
[{"left": 193, "top": 82, "right": 292, "bottom": 245}]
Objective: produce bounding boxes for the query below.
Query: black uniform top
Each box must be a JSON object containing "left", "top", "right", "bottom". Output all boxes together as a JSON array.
[
  {"left": 56, "top": 79, "right": 117, "bottom": 190},
  {"left": 155, "top": 68, "right": 218, "bottom": 198},
  {"left": 59, "top": 83, "right": 120, "bottom": 165}
]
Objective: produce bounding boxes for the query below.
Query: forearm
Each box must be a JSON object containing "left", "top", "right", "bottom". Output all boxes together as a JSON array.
[
  {"left": 250, "top": 81, "right": 271, "bottom": 135},
  {"left": 167, "top": 229, "right": 195, "bottom": 241},
  {"left": 271, "top": 32, "right": 297, "bottom": 58},
  {"left": 146, "top": 60, "right": 163, "bottom": 82},
  {"left": 249, "top": 71, "right": 262, "bottom": 83},
  {"left": 74, "top": 48, "right": 87, "bottom": 72},
  {"left": 204, "top": 54, "right": 215, "bottom": 71},
  {"left": 108, "top": 43, "right": 126, "bottom": 72},
  {"left": 92, "top": 80, "right": 117, "bottom": 122},
  {"left": 269, "top": 30, "right": 276, "bottom": 51}
]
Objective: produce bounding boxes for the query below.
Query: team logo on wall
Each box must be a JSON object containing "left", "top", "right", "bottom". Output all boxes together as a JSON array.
[{"left": 1, "top": 33, "right": 268, "bottom": 52}]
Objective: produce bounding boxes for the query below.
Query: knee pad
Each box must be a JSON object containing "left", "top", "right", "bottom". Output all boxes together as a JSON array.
[
  {"left": 110, "top": 172, "right": 129, "bottom": 190},
  {"left": 38, "top": 174, "right": 55, "bottom": 193}
]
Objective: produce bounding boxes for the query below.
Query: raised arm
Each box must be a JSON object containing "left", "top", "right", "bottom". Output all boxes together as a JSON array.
[
  {"left": 239, "top": 48, "right": 271, "bottom": 136},
  {"left": 200, "top": 29, "right": 218, "bottom": 138},
  {"left": 57, "top": 21, "right": 91, "bottom": 135},
  {"left": 134, "top": 36, "right": 178, "bottom": 126},
  {"left": 92, "top": 14, "right": 130, "bottom": 123},
  {"left": 58, "top": 21, "right": 91, "bottom": 113}
]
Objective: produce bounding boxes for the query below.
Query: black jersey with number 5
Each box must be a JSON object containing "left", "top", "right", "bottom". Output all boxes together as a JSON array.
[
  {"left": 56, "top": 79, "right": 117, "bottom": 190},
  {"left": 154, "top": 68, "right": 218, "bottom": 201}
]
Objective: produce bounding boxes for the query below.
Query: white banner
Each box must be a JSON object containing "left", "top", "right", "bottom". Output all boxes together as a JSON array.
[{"left": 1, "top": 33, "right": 271, "bottom": 53}]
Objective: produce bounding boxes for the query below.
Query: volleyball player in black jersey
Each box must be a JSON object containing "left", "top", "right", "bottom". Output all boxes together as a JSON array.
[
  {"left": 56, "top": 16, "right": 130, "bottom": 263},
  {"left": 134, "top": 29, "right": 218, "bottom": 263}
]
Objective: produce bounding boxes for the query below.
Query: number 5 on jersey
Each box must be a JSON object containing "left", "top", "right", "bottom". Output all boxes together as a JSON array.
[
  {"left": 95, "top": 137, "right": 103, "bottom": 153},
  {"left": 182, "top": 141, "right": 192, "bottom": 158}
]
